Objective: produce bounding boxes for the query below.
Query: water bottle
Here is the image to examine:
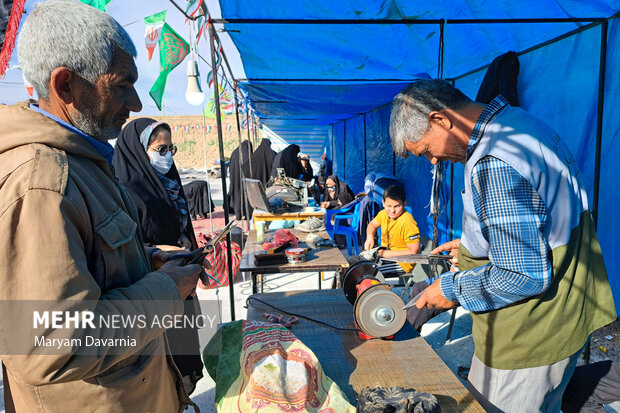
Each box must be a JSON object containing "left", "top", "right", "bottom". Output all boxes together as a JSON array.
[{"left": 256, "top": 221, "right": 265, "bottom": 242}]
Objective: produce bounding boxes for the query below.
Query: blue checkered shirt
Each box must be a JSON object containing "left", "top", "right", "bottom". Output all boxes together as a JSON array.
[{"left": 439, "top": 96, "right": 552, "bottom": 312}]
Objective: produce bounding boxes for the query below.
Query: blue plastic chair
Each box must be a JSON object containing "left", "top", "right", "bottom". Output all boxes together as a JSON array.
[{"left": 325, "top": 202, "right": 361, "bottom": 255}]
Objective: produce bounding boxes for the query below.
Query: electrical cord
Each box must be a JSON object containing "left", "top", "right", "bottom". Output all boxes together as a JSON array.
[{"left": 246, "top": 296, "right": 360, "bottom": 332}]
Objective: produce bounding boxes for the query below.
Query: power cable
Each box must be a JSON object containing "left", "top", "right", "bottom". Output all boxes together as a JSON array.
[{"left": 246, "top": 296, "right": 360, "bottom": 332}]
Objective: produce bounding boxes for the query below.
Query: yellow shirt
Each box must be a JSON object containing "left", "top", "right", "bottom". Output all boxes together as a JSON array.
[{"left": 376, "top": 209, "right": 420, "bottom": 273}]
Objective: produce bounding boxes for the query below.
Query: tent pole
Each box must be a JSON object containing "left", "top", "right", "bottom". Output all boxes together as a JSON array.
[
  {"left": 209, "top": 27, "right": 237, "bottom": 87},
  {"left": 233, "top": 81, "right": 251, "bottom": 237},
  {"left": 211, "top": 17, "right": 606, "bottom": 25},
  {"left": 209, "top": 21, "right": 236, "bottom": 321},
  {"left": 363, "top": 114, "right": 367, "bottom": 177},
  {"left": 200, "top": 106, "right": 214, "bottom": 235},
  {"left": 585, "top": 19, "right": 608, "bottom": 366},
  {"left": 343, "top": 121, "right": 346, "bottom": 180},
  {"left": 592, "top": 20, "right": 607, "bottom": 227},
  {"left": 438, "top": 20, "right": 445, "bottom": 79}
]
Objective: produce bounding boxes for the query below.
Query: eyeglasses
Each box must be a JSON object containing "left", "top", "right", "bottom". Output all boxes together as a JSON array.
[
  {"left": 327, "top": 186, "right": 336, "bottom": 191},
  {"left": 148, "top": 144, "right": 177, "bottom": 156}
]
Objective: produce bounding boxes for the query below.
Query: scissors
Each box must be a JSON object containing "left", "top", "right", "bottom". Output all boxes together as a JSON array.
[{"left": 167, "top": 219, "right": 237, "bottom": 265}]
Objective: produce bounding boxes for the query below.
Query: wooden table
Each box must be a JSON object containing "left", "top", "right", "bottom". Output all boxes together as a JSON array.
[
  {"left": 253, "top": 210, "right": 325, "bottom": 222},
  {"left": 240, "top": 228, "right": 349, "bottom": 293},
  {"left": 247, "top": 289, "right": 484, "bottom": 412}
]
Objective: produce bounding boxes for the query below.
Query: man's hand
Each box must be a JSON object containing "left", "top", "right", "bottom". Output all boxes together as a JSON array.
[
  {"left": 431, "top": 238, "right": 460, "bottom": 269},
  {"left": 158, "top": 258, "right": 203, "bottom": 299},
  {"left": 155, "top": 244, "right": 187, "bottom": 252},
  {"left": 415, "top": 278, "right": 458, "bottom": 310},
  {"left": 364, "top": 238, "right": 374, "bottom": 251}
]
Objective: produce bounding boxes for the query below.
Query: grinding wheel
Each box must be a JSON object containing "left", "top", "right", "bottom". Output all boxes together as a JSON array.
[
  {"left": 353, "top": 284, "right": 406, "bottom": 338},
  {"left": 341, "top": 261, "right": 381, "bottom": 305}
]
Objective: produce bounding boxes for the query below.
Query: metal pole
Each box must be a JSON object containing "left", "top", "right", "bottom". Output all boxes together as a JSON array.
[
  {"left": 438, "top": 20, "right": 445, "bottom": 79},
  {"left": 592, "top": 20, "right": 607, "bottom": 227},
  {"left": 363, "top": 113, "right": 367, "bottom": 176},
  {"left": 233, "top": 81, "right": 251, "bottom": 236},
  {"left": 449, "top": 163, "right": 454, "bottom": 241},
  {"left": 211, "top": 17, "right": 607, "bottom": 25},
  {"left": 585, "top": 19, "right": 608, "bottom": 366},
  {"left": 343, "top": 121, "right": 346, "bottom": 180},
  {"left": 209, "top": 21, "right": 235, "bottom": 321},
  {"left": 200, "top": 106, "right": 214, "bottom": 235}
]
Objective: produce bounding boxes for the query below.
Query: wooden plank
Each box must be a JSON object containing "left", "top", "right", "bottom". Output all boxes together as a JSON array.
[
  {"left": 253, "top": 210, "right": 325, "bottom": 222},
  {"left": 240, "top": 228, "right": 349, "bottom": 273},
  {"left": 246, "top": 289, "right": 484, "bottom": 413}
]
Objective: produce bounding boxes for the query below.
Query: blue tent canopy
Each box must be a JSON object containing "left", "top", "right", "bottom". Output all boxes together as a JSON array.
[{"left": 210, "top": 0, "right": 620, "bottom": 312}]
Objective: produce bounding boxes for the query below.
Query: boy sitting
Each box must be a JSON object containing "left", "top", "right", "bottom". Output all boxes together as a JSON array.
[{"left": 364, "top": 185, "right": 420, "bottom": 274}]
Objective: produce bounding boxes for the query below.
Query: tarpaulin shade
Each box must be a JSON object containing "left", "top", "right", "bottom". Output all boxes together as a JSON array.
[
  {"left": 219, "top": 0, "right": 617, "bottom": 20},
  {"left": 213, "top": 0, "right": 620, "bottom": 311},
  {"left": 239, "top": 81, "right": 413, "bottom": 125}
]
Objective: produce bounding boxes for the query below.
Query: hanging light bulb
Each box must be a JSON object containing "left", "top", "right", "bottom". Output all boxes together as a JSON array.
[{"left": 185, "top": 59, "right": 204, "bottom": 106}]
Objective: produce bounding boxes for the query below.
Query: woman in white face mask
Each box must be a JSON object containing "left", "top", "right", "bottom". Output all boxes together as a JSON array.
[
  {"left": 112, "top": 118, "right": 205, "bottom": 394},
  {"left": 113, "top": 119, "right": 193, "bottom": 250}
]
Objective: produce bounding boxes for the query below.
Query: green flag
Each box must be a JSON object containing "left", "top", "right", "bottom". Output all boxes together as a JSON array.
[
  {"left": 79, "top": 0, "right": 111, "bottom": 11},
  {"left": 149, "top": 23, "right": 189, "bottom": 110}
]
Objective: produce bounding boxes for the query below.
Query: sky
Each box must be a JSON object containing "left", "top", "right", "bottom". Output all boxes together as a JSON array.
[{"left": 0, "top": 0, "right": 244, "bottom": 116}]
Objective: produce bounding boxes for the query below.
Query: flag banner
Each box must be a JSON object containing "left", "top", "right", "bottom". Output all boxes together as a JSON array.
[
  {"left": 184, "top": 0, "right": 204, "bottom": 19},
  {"left": 195, "top": 12, "right": 209, "bottom": 43},
  {"left": 144, "top": 10, "right": 167, "bottom": 61},
  {"left": 0, "top": 0, "right": 26, "bottom": 77},
  {"left": 149, "top": 23, "right": 189, "bottom": 110},
  {"left": 204, "top": 82, "right": 234, "bottom": 118},
  {"left": 79, "top": 0, "right": 111, "bottom": 11}
]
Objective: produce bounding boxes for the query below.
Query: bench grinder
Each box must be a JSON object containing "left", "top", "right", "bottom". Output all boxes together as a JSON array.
[{"left": 341, "top": 261, "right": 407, "bottom": 340}]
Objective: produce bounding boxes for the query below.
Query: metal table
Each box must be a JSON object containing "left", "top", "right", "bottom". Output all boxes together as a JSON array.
[{"left": 240, "top": 228, "right": 349, "bottom": 293}]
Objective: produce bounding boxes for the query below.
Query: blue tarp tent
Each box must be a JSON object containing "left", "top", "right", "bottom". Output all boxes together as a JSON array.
[{"left": 208, "top": 1, "right": 620, "bottom": 313}]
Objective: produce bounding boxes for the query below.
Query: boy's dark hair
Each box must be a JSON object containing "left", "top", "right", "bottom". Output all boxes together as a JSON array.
[{"left": 383, "top": 185, "right": 406, "bottom": 203}]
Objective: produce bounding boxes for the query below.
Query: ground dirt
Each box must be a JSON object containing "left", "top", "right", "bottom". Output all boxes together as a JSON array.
[{"left": 589, "top": 319, "right": 620, "bottom": 364}]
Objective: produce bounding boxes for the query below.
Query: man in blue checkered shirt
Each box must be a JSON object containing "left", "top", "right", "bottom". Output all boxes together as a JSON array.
[{"left": 390, "top": 79, "right": 615, "bottom": 412}]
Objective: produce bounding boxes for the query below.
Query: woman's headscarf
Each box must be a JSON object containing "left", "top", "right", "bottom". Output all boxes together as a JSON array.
[
  {"left": 229, "top": 140, "right": 253, "bottom": 220},
  {"left": 113, "top": 118, "right": 195, "bottom": 249},
  {"left": 112, "top": 118, "right": 203, "bottom": 384},
  {"left": 251, "top": 138, "right": 276, "bottom": 185},
  {"left": 322, "top": 174, "right": 355, "bottom": 208},
  {"left": 271, "top": 144, "right": 302, "bottom": 179}
]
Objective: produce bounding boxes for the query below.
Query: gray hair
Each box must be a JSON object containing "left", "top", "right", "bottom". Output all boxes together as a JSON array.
[
  {"left": 389, "top": 79, "right": 471, "bottom": 157},
  {"left": 18, "top": 0, "right": 136, "bottom": 100}
]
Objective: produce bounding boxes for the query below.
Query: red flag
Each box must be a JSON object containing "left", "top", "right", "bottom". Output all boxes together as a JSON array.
[{"left": 0, "top": 0, "right": 26, "bottom": 77}]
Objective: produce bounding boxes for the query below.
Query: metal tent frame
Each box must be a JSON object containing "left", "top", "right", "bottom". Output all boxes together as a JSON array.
[{"left": 169, "top": 2, "right": 614, "bottom": 344}]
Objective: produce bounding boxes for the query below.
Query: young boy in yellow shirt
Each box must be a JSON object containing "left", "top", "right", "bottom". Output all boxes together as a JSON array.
[{"left": 364, "top": 185, "right": 420, "bottom": 273}]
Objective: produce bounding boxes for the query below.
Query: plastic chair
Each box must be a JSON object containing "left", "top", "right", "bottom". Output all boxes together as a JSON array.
[{"left": 325, "top": 203, "right": 361, "bottom": 255}]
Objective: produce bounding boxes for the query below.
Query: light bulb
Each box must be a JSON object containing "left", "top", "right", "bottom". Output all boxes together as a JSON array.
[{"left": 185, "top": 60, "right": 204, "bottom": 106}]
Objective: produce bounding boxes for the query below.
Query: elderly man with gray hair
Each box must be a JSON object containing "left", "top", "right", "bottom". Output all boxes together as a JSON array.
[
  {"left": 0, "top": 0, "right": 203, "bottom": 411},
  {"left": 390, "top": 79, "right": 616, "bottom": 412}
]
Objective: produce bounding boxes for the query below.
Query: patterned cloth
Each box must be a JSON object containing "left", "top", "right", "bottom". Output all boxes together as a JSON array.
[
  {"left": 439, "top": 95, "right": 552, "bottom": 312},
  {"left": 356, "top": 386, "right": 440, "bottom": 413},
  {"left": 156, "top": 171, "right": 188, "bottom": 235},
  {"left": 196, "top": 231, "right": 241, "bottom": 289},
  {"left": 203, "top": 320, "right": 355, "bottom": 412}
]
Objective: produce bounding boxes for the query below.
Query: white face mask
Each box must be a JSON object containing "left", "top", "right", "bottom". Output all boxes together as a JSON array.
[{"left": 148, "top": 150, "right": 174, "bottom": 174}]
